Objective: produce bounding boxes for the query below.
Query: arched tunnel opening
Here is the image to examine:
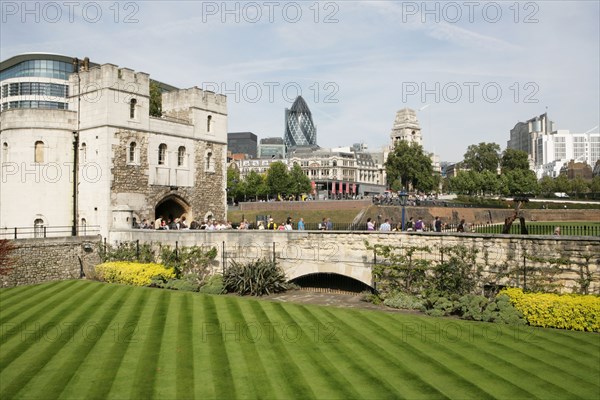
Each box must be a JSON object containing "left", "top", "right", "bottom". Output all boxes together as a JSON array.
[{"left": 289, "top": 273, "right": 374, "bottom": 295}]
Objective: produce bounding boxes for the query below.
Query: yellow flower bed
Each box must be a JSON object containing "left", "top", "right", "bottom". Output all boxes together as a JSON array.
[
  {"left": 501, "top": 288, "right": 600, "bottom": 332},
  {"left": 95, "top": 261, "right": 175, "bottom": 286}
]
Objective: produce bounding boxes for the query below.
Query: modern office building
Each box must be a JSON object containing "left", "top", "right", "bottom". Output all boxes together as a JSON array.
[
  {"left": 1, "top": 53, "right": 227, "bottom": 238},
  {"left": 507, "top": 113, "right": 554, "bottom": 167},
  {"left": 508, "top": 113, "right": 599, "bottom": 178},
  {"left": 227, "top": 132, "right": 257, "bottom": 158},
  {"left": 284, "top": 96, "right": 317, "bottom": 149},
  {"left": 258, "top": 137, "right": 286, "bottom": 159}
]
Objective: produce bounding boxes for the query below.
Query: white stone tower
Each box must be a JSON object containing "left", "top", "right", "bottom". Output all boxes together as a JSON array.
[{"left": 390, "top": 108, "right": 422, "bottom": 147}]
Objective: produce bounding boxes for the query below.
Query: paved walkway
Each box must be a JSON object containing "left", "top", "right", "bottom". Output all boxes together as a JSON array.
[{"left": 264, "top": 289, "right": 419, "bottom": 314}]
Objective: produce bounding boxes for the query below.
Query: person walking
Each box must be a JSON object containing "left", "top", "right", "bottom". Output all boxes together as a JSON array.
[{"left": 297, "top": 218, "right": 305, "bottom": 230}]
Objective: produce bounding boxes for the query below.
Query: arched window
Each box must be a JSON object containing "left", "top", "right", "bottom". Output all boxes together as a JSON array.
[
  {"left": 178, "top": 146, "right": 186, "bottom": 167},
  {"left": 34, "top": 141, "right": 44, "bottom": 163},
  {"left": 2, "top": 142, "right": 8, "bottom": 162},
  {"left": 158, "top": 143, "right": 167, "bottom": 165},
  {"left": 207, "top": 115, "right": 212, "bottom": 132},
  {"left": 205, "top": 151, "right": 213, "bottom": 172},
  {"left": 80, "top": 142, "right": 87, "bottom": 163},
  {"left": 130, "top": 98, "right": 137, "bottom": 119},
  {"left": 129, "top": 141, "right": 139, "bottom": 164},
  {"left": 34, "top": 218, "right": 44, "bottom": 238}
]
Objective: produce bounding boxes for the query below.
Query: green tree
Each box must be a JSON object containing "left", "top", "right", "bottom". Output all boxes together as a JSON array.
[
  {"left": 463, "top": 142, "right": 501, "bottom": 173},
  {"left": 501, "top": 169, "right": 539, "bottom": 196},
  {"left": 570, "top": 176, "right": 589, "bottom": 197},
  {"left": 149, "top": 81, "right": 162, "bottom": 117},
  {"left": 288, "top": 163, "right": 312, "bottom": 199},
  {"left": 450, "top": 170, "right": 482, "bottom": 195},
  {"left": 244, "top": 171, "right": 266, "bottom": 201},
  {"left": 226, "top": 165, "right": 242, "bottom": 203},
  {"left": 554, "top": 174, "right": 571, "bottom": 194},
  {"left": 590, "top": 176, "right": 600, "bottom": 193},
  {"left": 385, "top": 141, "right": 435, "bottom": 192},
  {"left": 480, "top": 170, "right": 500, "bottom": 196},
  {"left": 266, "top": 162, "right": 289, "bottom": 198},
  {"left": 501, "top": 149, "right": 530, "bottom": 173},
  {"left": 538, "top": 176, "right": 555, "bottom": 197}
]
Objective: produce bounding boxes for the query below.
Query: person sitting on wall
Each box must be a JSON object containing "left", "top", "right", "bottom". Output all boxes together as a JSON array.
[{"left": 554, "top": 226, "right": 561, "bottom": 235}]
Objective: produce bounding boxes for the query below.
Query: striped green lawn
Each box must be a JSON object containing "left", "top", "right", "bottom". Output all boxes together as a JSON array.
[{"left": 1, "top": 281, "right": 599, "bottom": 400}]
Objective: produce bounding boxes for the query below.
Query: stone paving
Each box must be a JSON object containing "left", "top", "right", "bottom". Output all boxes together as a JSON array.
[{"left": 264, "top": 289, "right": 420, "bottom": 314}]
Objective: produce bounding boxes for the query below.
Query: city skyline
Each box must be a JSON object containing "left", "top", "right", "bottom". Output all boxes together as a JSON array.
[{"left": 1, "top": 1, "right": 598, "bottom": 161}]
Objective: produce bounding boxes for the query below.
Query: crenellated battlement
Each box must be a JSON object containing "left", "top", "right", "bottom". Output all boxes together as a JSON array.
[
  {"left": 162, "top": 86, "right": 227, "bottom": 116},
  {"left": 69, "top": 63, "right": 150, "bottom": 97}
]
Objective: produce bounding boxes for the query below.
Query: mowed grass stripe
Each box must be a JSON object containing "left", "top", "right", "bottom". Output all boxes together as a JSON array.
[
  {"left": 249, "top": 300, "right": 317, "bottom": 399},
  {"left": 153, "top": 292, "right": 180, "bottom": 399},
  {"left": 222, "top": 297, "right": 276, "bottom": 399},
  {"left": 503, "top": 329, "right": 600, "bottom": 374},
  {"left": 367, "top": 314, "right": 540, "bottom": 399},
  {"left": 0, "top": 281, "right": 105, "bottom": 371},
  {"left": 267, "top": 302, "right": 364, "bottom": 399},
  {"left": 107, "top": 288, "right": 164, "bottom": 399},
  {"left": 0, "top": 283, "right": 118, "bottom": 399},
  {"left": 202, "top": 295, "right": 237, "bottom": 399},
  {"left": 236, "top": 299, "right": 311, "bottom": 399},
  {"left": 295, "top": 304, "right": 406, "bottom": 399},
  {"left": 13, "top": 284, "right": 133, "bottom": 400},
  {"left": 517, "top": 328, "right": 600, "bottom": 369},
  {"left": 129, "top": 290, "right": 170, "bottom": 400},
  {"left": 176, "top": 293, "right": 195, "bottom": 400},
  {"left": 315, "top": 307, "right": 449, "bottom": 399},
  {"left": 190, "top": 295, "right": 216, "bottom": 399},
  {"left": 0, "top": 280, "right": 80, "bottom": 326},
  {"left": 372, "top": 313, "right": 593, "bottom": 399},
  {"left": 81, "top": 288, "right": 150, "bottom": 400},
  {"left": 363, "top": 312, "right": 528, "bottom": 399},
  {"left": 473, "top": 332, "right": 598, "bottom": 398},
  {"left": 0, "top": 280, "right": 66, "bottom": 308}
]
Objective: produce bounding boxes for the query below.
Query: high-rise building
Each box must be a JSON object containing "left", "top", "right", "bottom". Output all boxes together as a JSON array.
[
  {"left": 228, "top": 132, "right": 257, "bottom": 158},
  {"left": 284, "top": 96, "right": 317, "bottom": 149},
  {"left": 507, "top": 113, "right": 553, "bottom": 166}
]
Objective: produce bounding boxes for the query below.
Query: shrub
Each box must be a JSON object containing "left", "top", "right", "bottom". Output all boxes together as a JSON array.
[
  {"left": 150, "top": 273, "right": 202, "bottom": 292},
  {"left": 428, "top": 245, "right": 481, "bottom": 297},
  {"left": 383, "top": 292, "right": 424, "bottom": 311},
  {"left": 95, "top": 261, "right": 175, "bottom": 286},
  {"left": 98, "top": 241, "right": 155, "bottom": 263},
  {"left": 223, "top": 258, "right": 288, "bottom": 296},
  {"left": 501, "top": 288, "right": 600, "bottom": 332},
  {"left": 361, "top": 291, "right": 382, "bottom": 305},
  {"left": 160, "top": 245, "right": 217, "bottom": 279},
  {"left": 199, "top": 274, "right": 224, "bottom": 294}
]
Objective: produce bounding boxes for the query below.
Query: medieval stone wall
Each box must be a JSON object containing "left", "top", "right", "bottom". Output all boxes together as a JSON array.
[{"left": 1, "top": 236, "right": 102, "bottom": 288}]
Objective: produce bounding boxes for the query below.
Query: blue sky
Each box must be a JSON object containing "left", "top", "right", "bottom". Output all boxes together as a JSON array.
[{"left": 1, "top": 1, "right": 598, "bottom": 161}]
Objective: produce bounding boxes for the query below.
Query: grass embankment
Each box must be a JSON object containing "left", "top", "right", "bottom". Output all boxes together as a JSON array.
[{"left": 1, "top": 280, "right": 599, "bottom": 399}]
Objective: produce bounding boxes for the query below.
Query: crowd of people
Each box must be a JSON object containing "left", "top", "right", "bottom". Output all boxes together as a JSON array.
[{"left": 137, "top": 214, "right": 479, "bottom": 233}]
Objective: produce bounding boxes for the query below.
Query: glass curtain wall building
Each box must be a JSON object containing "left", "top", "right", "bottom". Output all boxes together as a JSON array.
[
  {"left": 284, "top": 96, "right": 317, "bottom": 149},
  {"left": 0, "top": 54, "right": 83, "bottom": 111}
]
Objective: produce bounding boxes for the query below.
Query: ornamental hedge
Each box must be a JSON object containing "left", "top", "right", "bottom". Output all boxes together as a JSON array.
[
  {"left": 501, "top": 288, "right": 600, "bottom": 332},
  {"left": 95, "top": 261, "right": 175, "bottom": 286}
]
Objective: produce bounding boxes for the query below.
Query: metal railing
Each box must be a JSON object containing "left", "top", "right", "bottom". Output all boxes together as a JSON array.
[
  {"left": 449, "top": 223, "right": 600, "bottom": 237},
  {"left": 0, "top": 225, "right": 101, "bottom": 239}
]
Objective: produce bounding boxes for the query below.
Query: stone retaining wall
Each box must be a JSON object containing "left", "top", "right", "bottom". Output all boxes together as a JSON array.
[
  {"left": 109, "top": 230, "right": 600, "bottom": 294},
  {"left": 1, "top": 236, "right": 102, "bottom": 288}
]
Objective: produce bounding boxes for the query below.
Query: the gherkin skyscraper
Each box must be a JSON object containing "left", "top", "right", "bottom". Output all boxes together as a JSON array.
[{"left": 284, "top": 96, "right": 317, "bottom": 148}]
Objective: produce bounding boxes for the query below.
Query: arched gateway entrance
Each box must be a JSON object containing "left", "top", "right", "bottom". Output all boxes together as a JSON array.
[{"left": 155, "top": 195, "right": 192, "bottom": 222}]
